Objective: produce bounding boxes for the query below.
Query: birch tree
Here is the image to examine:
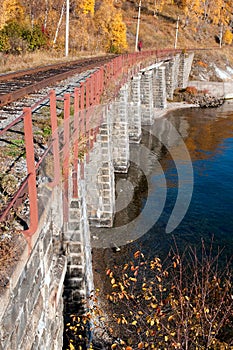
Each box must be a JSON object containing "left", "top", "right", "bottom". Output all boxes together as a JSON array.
[{"left": 53, "top": 0, "right": 66, "bottom": 45}]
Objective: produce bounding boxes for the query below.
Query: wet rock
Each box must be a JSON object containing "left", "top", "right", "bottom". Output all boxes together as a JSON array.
[
  {"left": 173, "top": 88, "right": 224, "bottom": 108},
  {"left": 190, "top": 94, "right": 224, "bottom": 108}
]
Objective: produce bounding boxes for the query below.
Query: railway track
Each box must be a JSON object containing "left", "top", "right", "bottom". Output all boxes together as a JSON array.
[
  {"left": 0, "top": 48, "right": 188, "bottom": 230},
  {"left": 0, "top": 54, "right": 117, "bottom": 108},
  {"left": 0, "top": 54, "right": 118, "bottom": 236}
]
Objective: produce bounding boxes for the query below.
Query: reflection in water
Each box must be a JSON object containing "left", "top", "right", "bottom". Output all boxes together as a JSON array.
[{"left": 92, "top": 102, "right": 233, "bottom": 266}]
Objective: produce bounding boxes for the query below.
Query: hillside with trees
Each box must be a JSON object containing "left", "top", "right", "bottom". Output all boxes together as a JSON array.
[{"left": 0, "top": 0, "right": 233, "bottom": 66}]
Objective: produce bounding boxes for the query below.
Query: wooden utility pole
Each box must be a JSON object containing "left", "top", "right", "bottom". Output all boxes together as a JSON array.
[
  {"left": 135, "top": 0, "right": 142, "bottom": 52},
  {"left": 174, "top": 16, "right": 179, "bottom": 49},
  {"left": 219, "top": 23, "right": 223, "bottom": 48},
  {"left": 65, "top": 0, "right": 70, "bottom": 56}
]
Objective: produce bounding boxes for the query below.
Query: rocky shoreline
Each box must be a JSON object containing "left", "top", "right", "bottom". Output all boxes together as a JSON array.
[
  {"left": 173, "top": 87, "right": 225, "bottom": 108},
  {"left": 188, "top": 94, "right": 224, "bottom": 108}
]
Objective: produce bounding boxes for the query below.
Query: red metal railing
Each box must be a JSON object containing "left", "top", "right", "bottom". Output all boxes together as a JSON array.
[{"left": 0, "top": 49, "right": 184, "bottom": 248}]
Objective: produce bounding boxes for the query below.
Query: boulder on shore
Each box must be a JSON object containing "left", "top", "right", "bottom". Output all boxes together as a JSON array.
[{"left": 173, "top": 88, "right": 224, "bottom": 108}]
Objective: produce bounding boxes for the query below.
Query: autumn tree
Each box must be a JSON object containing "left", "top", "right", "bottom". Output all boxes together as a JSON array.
[
  {"left": 184, "top": 0, "right": 203, "bottom": 23},
  {"left": 20, "top": 0, "right": 45, "bottom": 27},
  {"left": 94, "top": 0, "right": 128, "bottom": 53},
  {"left": 69, "top": 13, "right": 96, "bottom": 51},
  {"left": 0, "top": 20, "right": 47, "bottom": 53},
  {"left": 0, "top": 0, "right": 25, "bottom": 29},
  {"left": 208, "top": 0, "right": 224, "bottom": 24},
  {"left": 223, "top": 28, "right": 233, "bottom": 45},
  {"left": 78, "top": 0, "right": 95, "bottom": 15},
  {"left": 152, "top": 0, "right": 165, "bottom": 15}
]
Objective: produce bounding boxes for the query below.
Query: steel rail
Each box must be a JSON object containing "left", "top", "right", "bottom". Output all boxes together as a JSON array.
[
  {"left": 0, "top": 48, "right": 213, "bottom": 108},
  {"left": 0, "top": 55, "right": 116, "bottom": 82},
  {"left": 0, "top": 55, "right": 118, "bottom": 107}
]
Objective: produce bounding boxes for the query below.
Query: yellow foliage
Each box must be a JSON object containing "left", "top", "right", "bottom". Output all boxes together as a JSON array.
[
  {"left": 94, "top": 0, "right": 127, "bottom": 53},
  {"left": 69, "top": 14, "right": 95, "bottom": 51},
  {"left": 0, "top": 0, "right": 25, "bottom": 29},
  {"left": 109, "top": 12, "right": 127, "bottom": 52},
  {"left": 223, "top": 29, "right": 233, "bottom": 45},
  {"left": 184, "top": 0, "right": 202, "bottom": 22},
  {"left": 209, "top": 0, "right": 225, "bottom": 25},
  {"left": 79, "top": 0, "right": 95, "bottom": 15},
  {"left": 69, "top": 342, "right": 75, "bottom": 350}
]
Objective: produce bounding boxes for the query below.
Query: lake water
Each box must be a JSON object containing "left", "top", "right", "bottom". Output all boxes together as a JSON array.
[{"left": 92, "top": 102, "right": 233, "bottom": 267}]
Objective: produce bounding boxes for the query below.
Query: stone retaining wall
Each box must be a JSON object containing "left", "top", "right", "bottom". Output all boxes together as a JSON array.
[{"left": 0, "top": 186, "right": 66, "bottom": 350}]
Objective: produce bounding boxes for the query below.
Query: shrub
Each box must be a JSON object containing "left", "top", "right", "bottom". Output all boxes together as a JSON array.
[
  {"left": 0, "top": 32, "right": 10, "bottom": 52},
  {"left": 22, "top": 26, "right": 47, "bottom": 51},
  {"left": 223, "top": 29, "right": 233, "bottom": 45},
  {"left": 1, "top": 21, "right": 23, "bottom": 38},
  {"left": 197, "top": 60, "right": 208, "bottom": 68},
  {"left": 65, "top": 241, "right": 233, "bottom": 349},
  {"left": 0, "top": 21, "right": 47, "bottom": 53},
  {"left": 185, "top": 86, "right": 198, "bottom": 95},
  {"left": 0, "top": 21, "right": 26, "bottom": 53}
]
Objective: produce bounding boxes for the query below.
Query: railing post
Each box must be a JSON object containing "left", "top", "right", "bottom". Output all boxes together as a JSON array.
[
  {"left": 99, "top": 67, "right": 104, "bottom": 100},
  {"left": 23, "top": 107, "right": 38, "bottom": 244},
  {"left": 92, "top": 72, "right": 96, "bottom": 106},
  {"left": 80, "top": 82, "right": 85, "bottom": 179},
  {"left": 63, "top": 93, "right": 70, "bottom": 223},
  {"left": 73, "top": 87, "right": 80, "bottom": 198},
  {"left": 86, "top": 78, "right": 91, "bottom": 162},
  {"left": 89, "top": 75, "right": 94, "bottom": 151},
  {"left": 49, "top": 90, "right": 60, "bottom": 187}
]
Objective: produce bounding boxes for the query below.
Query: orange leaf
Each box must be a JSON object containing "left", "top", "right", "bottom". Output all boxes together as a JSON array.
[
  {"left": 138, "top": 342, "right": 144, "bottom": 349},
  {"left": 156, "top": 275, "right": 162, "bottom": 282},
  {"left": 129, "top": 277, "right": 137, "bottom": 282},
  {"left": 126, "top": 347, "right": 133, "bottom": 350}
]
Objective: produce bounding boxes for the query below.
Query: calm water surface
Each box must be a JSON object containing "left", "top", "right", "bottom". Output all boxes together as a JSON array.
[
  {"left": 136, "top": 103, "right": 233, "bottom": 261},
  {"left": 93, "top": 102, "right": 233, "bottom": 265}
]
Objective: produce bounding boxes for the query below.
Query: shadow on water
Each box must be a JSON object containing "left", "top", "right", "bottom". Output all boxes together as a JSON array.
[{"left": 92, "top": 102, "right": 233, "bottom": 276}]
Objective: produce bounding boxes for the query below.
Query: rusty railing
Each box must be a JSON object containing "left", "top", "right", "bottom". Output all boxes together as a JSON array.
[{"left": 0, "top": 49, "right": 183, "bottom": 248}]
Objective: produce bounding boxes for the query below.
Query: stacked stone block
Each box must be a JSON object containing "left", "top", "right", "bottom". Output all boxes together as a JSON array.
[
  {"left": 153, "top": 66, "right": 167, "bottom": 109},
  {"left": 178, "top": 52, "right": 194, "bottom": 88},
  {"left": 164, "top": 54, "right": 180, "bottom": 100},
  {"left": 85, "top": 107, "right": 115, "bottom": 227},
  {"left": 173, "top": 54, "right": 181, "bottom": 90},
  {"left": 112, "top": 85, "right": 130, "bottom": 172},
  {"left": 63, "top": 160, "right": 94, "bottom": 330},
  {"left": 63, "top": 197, "right": 86, "bottom": 315},
  {"left": 128, "top": 75, "right": 142, "bottom": 143},
  {"left": 141, "top": 71, "right": 153, "bottom": 125}
]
